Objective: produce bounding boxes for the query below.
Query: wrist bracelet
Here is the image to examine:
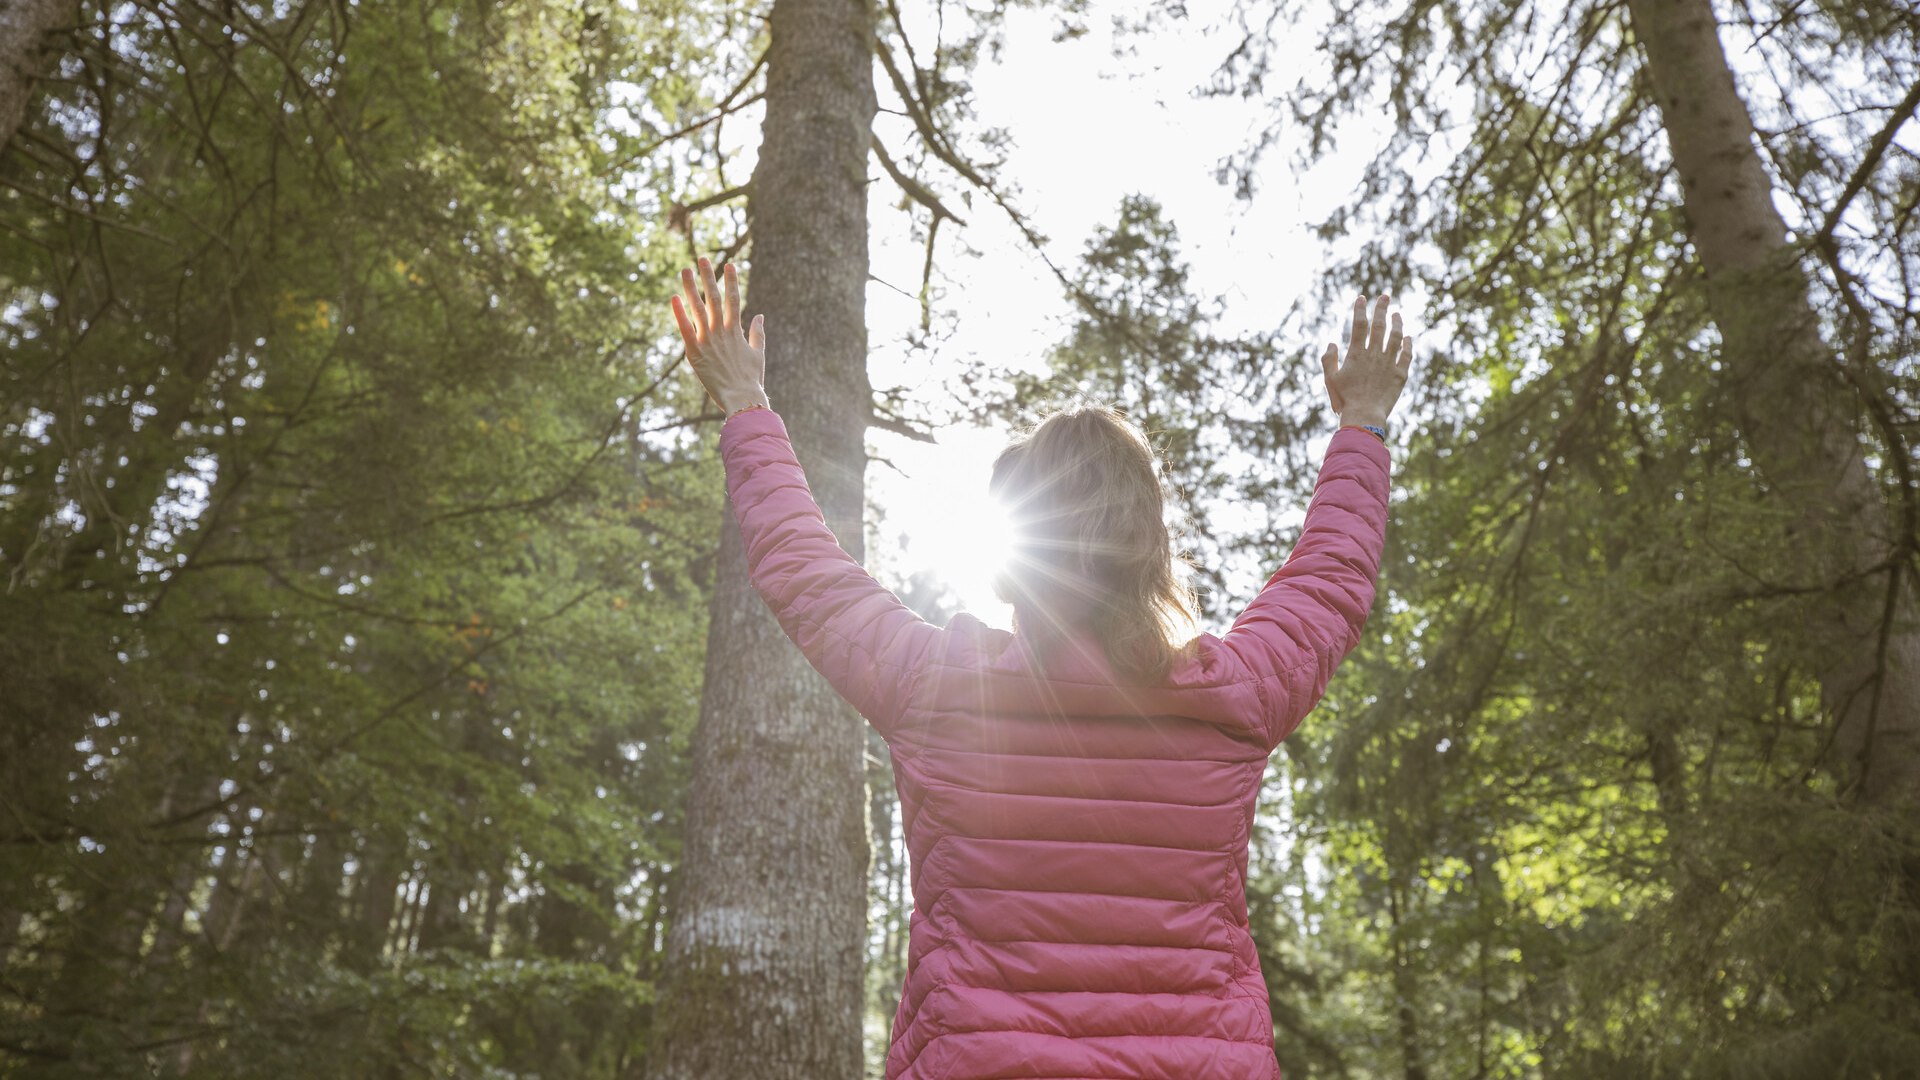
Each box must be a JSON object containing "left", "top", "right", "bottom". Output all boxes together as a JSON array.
[
  {"left": 727, "top": 401, "right": 770, "bottom": 419},
  {"left": 1342, "top": 422, "right": 1387, "bottom": 442}
]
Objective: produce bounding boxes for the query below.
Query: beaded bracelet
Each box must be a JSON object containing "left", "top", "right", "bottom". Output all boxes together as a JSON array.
[
  {"left": 727, "top": 401, "right": 771, "bottom": 419},
  {"left": 1342, "top": 422, "right": 1387, "bottom": 443}
]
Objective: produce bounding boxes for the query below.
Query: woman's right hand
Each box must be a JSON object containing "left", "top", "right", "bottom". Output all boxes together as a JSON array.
[{"left": 1322, "top": 293, "right": 1412, "bottom": 427}]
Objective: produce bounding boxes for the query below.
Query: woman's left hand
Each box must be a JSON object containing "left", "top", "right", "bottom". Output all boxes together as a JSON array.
[{"left": 671, "top": 256, "right": 770, "bottom": 415}]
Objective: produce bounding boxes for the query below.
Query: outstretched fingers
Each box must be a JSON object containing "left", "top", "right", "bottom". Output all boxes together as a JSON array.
[
  {"left": 697, "top": 258, "right": 726, "bottom": 331},
  {"left": 670, "top": 295, "right": 701, "bottom": 356},
  {"left": 681, "top": 267, "right": 711, "bottom": 337}
]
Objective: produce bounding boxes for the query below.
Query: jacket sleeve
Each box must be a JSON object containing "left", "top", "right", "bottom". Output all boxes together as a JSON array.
[
  {"left": 717, "top": 405, "right": 947, "bottom": 740},
  {"left": 1219, "top": 425, "right": 1392, "bottom": 750}
]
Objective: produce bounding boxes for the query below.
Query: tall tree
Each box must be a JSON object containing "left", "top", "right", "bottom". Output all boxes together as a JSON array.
[
  {"left": 643, "top": 0, "right": 879, "bottom": 1073},
  {"left": 0, "top": 0, "right": 76, "bottom": 152},
  {"left": 1624, "top": 0, "right": 1919, "bottom": 807}
]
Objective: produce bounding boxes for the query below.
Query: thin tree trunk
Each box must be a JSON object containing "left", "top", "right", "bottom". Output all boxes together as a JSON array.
[
  {"left": 635, "top": 861, "right": 668, "bottom": 984},
  {"left": 418, "top": 714, "right": 483, "bottom": 957},
  {"left": 643, "top": 0, "right": 878, "bottom": 1071},
  {"left": 1625, "top": 0, "right": 1920, "bottom": 806},
  {"left": 868, "top": 728, "right": 899, "bottom": 980},
  {"left": 1385, "top": 878, "right": 1428, "bottom": 1080},
  {"left": 0, "top": 0, "right": 76, "bottom": 154},
  {"left": 393, "top": 872, "right": 425, "bottom": 957},
  {"left": 175, "top": 832, "right": 269, "bottom": 1075},
  {"left": 479, "top": 867, "right": 503, "bottom": 955},
  {"left": 138, "top": 777, "right": 189, "bottom": 960},
  {"left": 354, "top": 840, "right": 402, "bottom": 971},
  {"left": 1468, "top": 849, "right": 1495, "bottom": 1080}
]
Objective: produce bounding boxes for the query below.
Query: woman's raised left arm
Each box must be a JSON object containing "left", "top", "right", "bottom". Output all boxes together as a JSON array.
[
  {"left": 719, "top": 404, "right": 947, "bottom": 737},
  {"left": 673, "top": 257, "right": 946, "bottom": 738}
]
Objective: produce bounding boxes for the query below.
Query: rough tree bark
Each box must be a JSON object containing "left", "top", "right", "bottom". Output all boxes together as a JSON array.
[
  {"left": 1625, "top": 0, "right": 1920, "bottom": 807},
  {"left": 0, "top": 0, "right": 78, "bottom": 154},
  {"left": 643, "top": 0, "right": 878, "bottom": 1072}
]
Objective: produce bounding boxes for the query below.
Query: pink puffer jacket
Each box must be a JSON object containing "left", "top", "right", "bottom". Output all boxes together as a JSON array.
[{"left": 719, "top": 406, "right": 1391, "bottom": 1080}]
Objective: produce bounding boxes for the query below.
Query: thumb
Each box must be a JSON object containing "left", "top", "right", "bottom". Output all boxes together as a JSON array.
[
  {"left": 1321, "top": 344, "right": 1344, "bottom": 411},
  {"left": 749, "top": 313, "right": 765, "bottom": 352}
]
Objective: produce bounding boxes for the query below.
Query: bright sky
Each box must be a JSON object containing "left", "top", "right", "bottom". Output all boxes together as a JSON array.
[
  {"left": 858, "top": 0, "right": 1396, "bottom": 629},
  {"left": 846, "top": 0, "right": 1902, "bottom": 630}
]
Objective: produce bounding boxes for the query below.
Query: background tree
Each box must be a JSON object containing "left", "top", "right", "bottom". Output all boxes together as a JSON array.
[
  {"left": 0, "top": 0, "right": 77, "bottom": 152},
  {"left": 1, "top": 2, "right": 739, "bottom": 1073},
  {"left": 641, "top": 0, "right": 881, "bottom": 1072},
  {"left": 956, "top": 193, "right": 1319, "bottom": 619},
  {"left": 1169, "top": 0, "right": 1920, "bottom": 1071}
]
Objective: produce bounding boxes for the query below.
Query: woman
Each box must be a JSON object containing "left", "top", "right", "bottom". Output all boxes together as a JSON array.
[{"left": 671, "top": 257, "right": 1409, "bottom": 1079}]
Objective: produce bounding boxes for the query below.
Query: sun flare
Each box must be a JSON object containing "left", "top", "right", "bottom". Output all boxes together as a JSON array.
[
  {"left": 877, "top": 428, "right": 1021, "bottom": 623},
  {"left": 904, "top": 488, "right": 1016, "bottom": 615}
]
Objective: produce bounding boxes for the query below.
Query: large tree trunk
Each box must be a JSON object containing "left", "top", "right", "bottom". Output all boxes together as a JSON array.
[
  {"left": 0, "top": 0, "right": 78, "bottom": 154},
  {"left": 642, "top": 0, "right": 877, "bottom": 1073},
  {"left": 1625, "top": 0, "right": 1920, "bottom": 807}
]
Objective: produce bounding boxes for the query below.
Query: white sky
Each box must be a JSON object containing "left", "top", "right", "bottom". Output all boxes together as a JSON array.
[{"left": 859, "top": 0, "right": 1398, "bottom": 628}]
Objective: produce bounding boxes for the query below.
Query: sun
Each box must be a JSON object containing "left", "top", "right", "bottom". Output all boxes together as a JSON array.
[
  {"left": 874, "top": 427, "right": 1019, "bottom": 623},
  {"left": 898, "top": 481, "right": 1016, "bottom": 617}
]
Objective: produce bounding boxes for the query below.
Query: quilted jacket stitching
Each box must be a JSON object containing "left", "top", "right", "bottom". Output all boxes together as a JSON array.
[
  {"left": 911, "top": 777, "right": 1244, "bottom": 811},
  {"left": 733, "top": 454, "right": 932, "bottom": 731}
]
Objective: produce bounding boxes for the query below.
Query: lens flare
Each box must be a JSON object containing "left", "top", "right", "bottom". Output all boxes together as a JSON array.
[{"left": 896, "top": 484, "right": 1020, "bottom": 618}]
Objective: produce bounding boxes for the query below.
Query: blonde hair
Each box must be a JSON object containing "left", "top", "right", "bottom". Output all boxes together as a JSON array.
[{"left": 987, "top": 399, "right": 1203, "bottom": 686}]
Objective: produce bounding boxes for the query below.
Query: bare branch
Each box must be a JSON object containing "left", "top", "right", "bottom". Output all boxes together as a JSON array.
[
  {"left": 867, "top": 405, "right": 938, "bottom": 444},
  {"left": 870, "top": 133, "right": 967, "bottom": 226},
  {"left": 605, "top": 50, "right": 770, "bottom": 177},
  {"left": 1814, "top": 72, "right": 1920, "bottom": 246},
  {"left": 871, "top": 30, "right": 1075, "bottom": 297}
]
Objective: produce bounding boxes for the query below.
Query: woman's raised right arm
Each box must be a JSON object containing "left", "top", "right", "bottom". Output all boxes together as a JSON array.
[
  {"left": 1219, "top": 425, "right": 1392, "bottom": 748},
  {"left": 1219, "top": 292, "right": 1411, "bottom": 749}
]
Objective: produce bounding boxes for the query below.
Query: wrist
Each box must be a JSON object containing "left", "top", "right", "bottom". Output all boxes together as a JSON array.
[
  {"left": 1338, "top": 410, "right": 1390, "bottom": 430},
  {"left": 722, "top": 391, "right": 772, "bottom": 416}
]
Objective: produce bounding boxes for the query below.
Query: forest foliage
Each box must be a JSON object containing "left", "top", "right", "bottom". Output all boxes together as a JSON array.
[{"left": 2, "top": 0, "right": 1915, "bottom": 1077}]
